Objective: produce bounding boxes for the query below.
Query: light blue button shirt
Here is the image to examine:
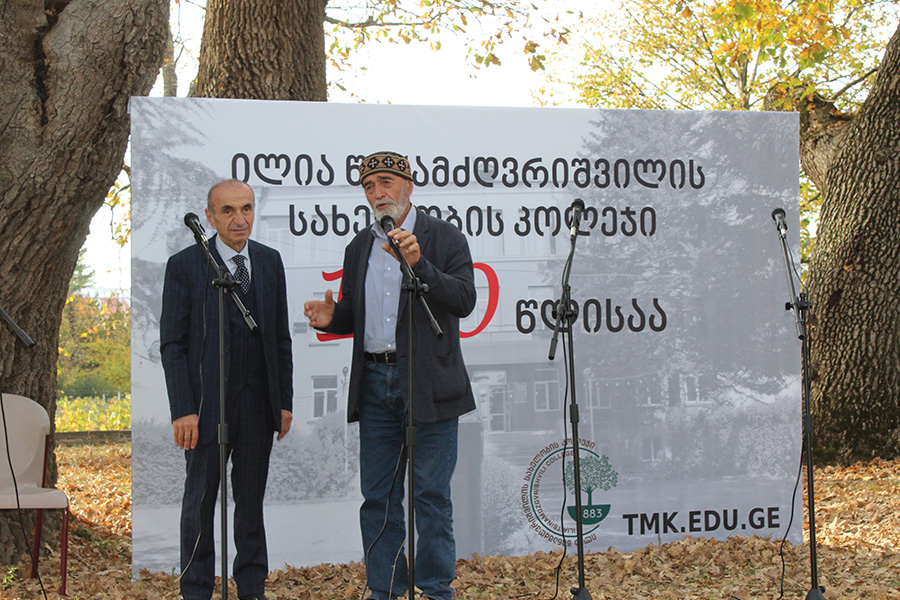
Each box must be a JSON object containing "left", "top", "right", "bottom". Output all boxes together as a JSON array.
[
  {"left": 364, "top": 208, "right": 418, "bottom": 353},
  {"left": 215, "top": 236, "right": 252, "bottom": 280}
]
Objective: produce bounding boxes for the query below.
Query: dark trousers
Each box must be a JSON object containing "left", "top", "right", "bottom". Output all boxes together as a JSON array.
[{"left": 179, "top": 386, "right": 274, "bottom": 600}]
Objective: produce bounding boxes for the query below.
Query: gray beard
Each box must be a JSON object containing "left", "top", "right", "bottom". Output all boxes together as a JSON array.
[{"left": 373, "top": 200, "right": 408, "bottom": 225}]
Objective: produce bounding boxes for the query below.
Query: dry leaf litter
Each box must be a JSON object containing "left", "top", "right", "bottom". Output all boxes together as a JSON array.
[{"left": 1, "top": 444, "right": 898, "bottom": 600}]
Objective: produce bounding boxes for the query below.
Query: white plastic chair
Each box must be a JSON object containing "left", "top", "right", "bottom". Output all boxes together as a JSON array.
[{"left": 0, "top": 393, "right": 69, "bottom": 595}]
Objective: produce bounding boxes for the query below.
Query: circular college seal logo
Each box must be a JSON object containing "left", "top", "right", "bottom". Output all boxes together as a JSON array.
[{"left": 521, "top": 438, "right": 618, "bottom": 546}]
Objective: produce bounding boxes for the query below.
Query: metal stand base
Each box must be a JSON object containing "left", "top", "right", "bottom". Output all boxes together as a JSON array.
[
  {"left": 572, "top": 586, "right": 593, "bottom": 600},
  {"left": 806, "top": 586, "right": 826, "bottom": 599}
]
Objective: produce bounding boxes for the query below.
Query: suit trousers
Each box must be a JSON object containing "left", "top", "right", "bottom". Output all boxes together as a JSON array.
[{"left": 179, "top": 385, "right": 274, "bottom": 600}]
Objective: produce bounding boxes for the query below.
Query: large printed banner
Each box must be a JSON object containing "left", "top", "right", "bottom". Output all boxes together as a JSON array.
[{"left": 130, "top": 98, "right": 802, "bottom": 573}]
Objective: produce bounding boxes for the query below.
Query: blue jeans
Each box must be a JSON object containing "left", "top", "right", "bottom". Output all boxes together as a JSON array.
[{"left": 358, "top": 360, "right": 458, "bottom": 600}]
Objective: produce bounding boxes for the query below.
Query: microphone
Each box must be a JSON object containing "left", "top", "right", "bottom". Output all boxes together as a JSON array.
[
  {"left": 379, "top": 215, "right": 396, "bottom": 235},
  {"left": 184, "top": 212, "right": 208, "bottom": 245},
  {"left": 380, "top": 215, "right": 401, "bottom": 258},
  {"left": 379, "top": 214, "right": 414, "bottom": 275},
  {"left": 771, "top": 208, "right": 787, "bottom": 238},
  {"left": 570, "top": 199, "right": 585, "bottom": 239}
]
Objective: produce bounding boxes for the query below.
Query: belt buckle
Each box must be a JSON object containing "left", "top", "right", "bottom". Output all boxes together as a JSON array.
[{"left": 385, "top": 351, "right": 397, "bottom": 366}]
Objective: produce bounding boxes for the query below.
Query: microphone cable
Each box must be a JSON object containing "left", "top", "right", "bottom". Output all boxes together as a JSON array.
[
  {"left": 358, "top": 447, "right": 407, "bottom": 600},
  {"left": 543, "top": 337, "right": 572, "bottom": 600},
  {"left": 178, "top": 254, "right": 213, "bottom": 596},
  {"left": 0, "top": 378, "right": 50, "bottom": 600}
]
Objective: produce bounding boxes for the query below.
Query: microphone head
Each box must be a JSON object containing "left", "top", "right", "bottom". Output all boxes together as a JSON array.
[
  {"left": 379, "top": 215, "right": 396, "bottom": 233},
  {"left": 771, "top": 208, "right": 786, "bottom": 221},
  {"left": 184, "top": 212, "right": 200, "bottom": 226},
  {"left": 572, "top": 198, "right": 586, "bottom": 212}
]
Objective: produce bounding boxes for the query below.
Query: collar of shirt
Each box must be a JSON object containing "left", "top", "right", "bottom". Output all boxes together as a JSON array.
[
  {"left": 215, "top": 235, "right": 252, "bottom": 280},
  {"left": 364, "top": 206, "right": 418, "bottom": 353}
]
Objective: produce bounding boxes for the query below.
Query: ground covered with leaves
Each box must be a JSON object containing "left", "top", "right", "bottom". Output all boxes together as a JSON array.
[{"left": 2, "top": 443, "right": 898, "bottom": 599}]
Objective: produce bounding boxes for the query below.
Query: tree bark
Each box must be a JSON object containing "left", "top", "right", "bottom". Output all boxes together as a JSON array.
[
  {"left": 0, "top": 0, "right": 167, "bottom": 563},
  {"left": 804, "top": 24, "right": 900, "bottom": 462},
  {"left": 192, "top": 0, "right": 328, "bottom": 100}
]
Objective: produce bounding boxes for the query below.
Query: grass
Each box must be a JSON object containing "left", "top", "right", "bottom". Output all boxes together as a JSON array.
[{"left": 55, "top": 394, "right": 131, "bottom": 432}]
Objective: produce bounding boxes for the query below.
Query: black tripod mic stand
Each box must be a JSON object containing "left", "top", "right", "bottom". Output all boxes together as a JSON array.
[
  {"left": 548, "top": 200, "right": 592, "bottom": 600},
  {"left": 379, "top": 215, "right": 442, "bottom": 600},
  {"left": 185, "top": 215, "right": 257, "bottom": 600},
  {"left": 770, "top": 208, "right": 825, "bottom": 600}
]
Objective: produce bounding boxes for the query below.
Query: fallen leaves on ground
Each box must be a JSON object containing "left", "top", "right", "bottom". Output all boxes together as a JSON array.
[
  {"left": 2, "top": 444, "right": 899, "bottom": 600},
  {"left": 55, "top": 444, "right": 132, "bottom": 537}
]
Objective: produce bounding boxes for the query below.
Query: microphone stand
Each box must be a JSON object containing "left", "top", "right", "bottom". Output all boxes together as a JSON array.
[
  {"left": 188, "top": 229, "right": 257, "bottom": 600},
  {"left": 771, "top": 209, "right": 825, "bottom": 600},
  {"left": 382, "top": 228, "right": 442, "bottom": 600},
  {"left": 0, "top": 294, "right": 36, "bottom": 350},
  {"left": 548, "top": 221, "right": 591, "bottom": 600}
]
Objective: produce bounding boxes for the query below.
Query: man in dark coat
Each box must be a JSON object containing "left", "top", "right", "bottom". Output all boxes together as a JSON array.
[
  {"left": 304, "top": 152, "right": 476, "bottom": 600},
  {"left": 161, "top": 179, "right": 293, "bottom": 600}
]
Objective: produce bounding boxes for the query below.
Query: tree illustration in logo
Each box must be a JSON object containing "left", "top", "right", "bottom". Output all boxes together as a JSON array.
[{"left": 564, "top": 454, "right": 618, "bottom": 525}]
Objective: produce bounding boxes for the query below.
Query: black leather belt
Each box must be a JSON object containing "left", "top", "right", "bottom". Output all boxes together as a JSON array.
[{"left": 364, "top": 351, "right": 397, "bottom": 366}]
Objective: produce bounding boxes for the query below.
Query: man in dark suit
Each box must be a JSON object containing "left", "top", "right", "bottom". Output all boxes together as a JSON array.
[
  {"left": 160, "top": 179, "right": 293, "bottom": 600},
  {"left": 304, "top": 151, "right": 476, "bottom": 600}
]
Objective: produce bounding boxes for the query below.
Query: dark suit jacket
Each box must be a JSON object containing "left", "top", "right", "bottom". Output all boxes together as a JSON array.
[
  {"left": 160, "top": 236, "right": 293, "bottom": 444},
  {"left": 325, "top": 207, "right": 477, "bottom": 423}
]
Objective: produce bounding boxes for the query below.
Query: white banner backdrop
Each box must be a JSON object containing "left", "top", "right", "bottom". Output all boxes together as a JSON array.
[{"left": 130, "top": 98, "right": 802, "bottom": 573}]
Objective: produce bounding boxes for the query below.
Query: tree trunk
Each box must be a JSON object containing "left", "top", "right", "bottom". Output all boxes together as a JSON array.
[
  {"left": 192, "top": 0, "right": 328, "bottom": 100},
  {"left": 803, "top": 24, "right": 900, "bottom": 462},
  {"left": 0, "top": 0, "right": 167, "bottom": 563}
]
